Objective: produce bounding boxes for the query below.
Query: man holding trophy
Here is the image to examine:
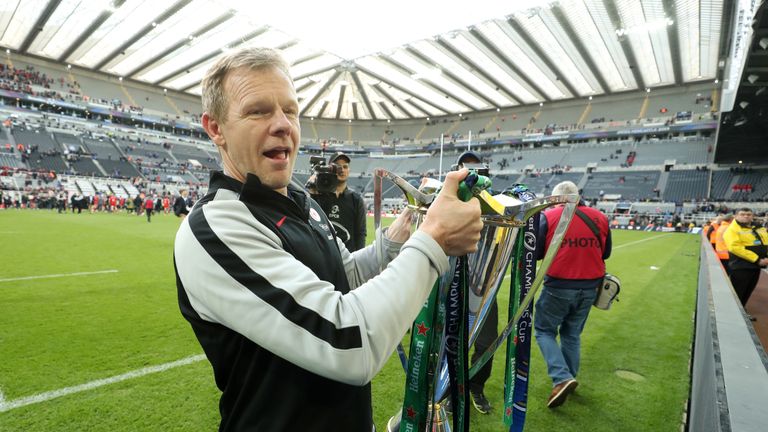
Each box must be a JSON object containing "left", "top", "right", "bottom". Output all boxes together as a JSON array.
[{"left": 173, "top": 47, "right": 483, "bottom": 431}]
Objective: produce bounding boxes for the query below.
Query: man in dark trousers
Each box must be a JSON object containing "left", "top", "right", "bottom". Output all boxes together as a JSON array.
[
  {"left": 173, "top": 189, "right": 191, "bottom": 219},
  {"left": 310, "top": 152, "right": 367, "bottom": 251},
  {"left": 724, "top": 208, "right": 768, "bottom": 316},
  {"left": 534, "top": 180, "right": 612, "bottom": 408},
  {"left": 133, "top": 194, "right": 143, "bottom": 216},
  {"left": 144, "top": 194, "right": 154, "bottom": 222},
  {"left": 455, "top": 150, "right": 496, "bottom": 414}
]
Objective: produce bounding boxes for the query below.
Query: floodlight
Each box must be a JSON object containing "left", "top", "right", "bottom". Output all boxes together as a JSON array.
[
  {"left": 760, "top": 38, "right": 768, "bottom": 50},
  {"left": 747, "top": 74, "right": 759, "bottom": 84}
]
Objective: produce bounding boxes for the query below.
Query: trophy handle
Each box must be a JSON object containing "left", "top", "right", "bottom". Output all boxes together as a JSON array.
[{"left": 374, "top": 168, "right": 435, "bottom": 210}]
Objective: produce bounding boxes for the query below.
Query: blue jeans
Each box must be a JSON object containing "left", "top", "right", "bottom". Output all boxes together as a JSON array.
[{"left": 534, "top": 285, "right": 597, "bottom": 386}]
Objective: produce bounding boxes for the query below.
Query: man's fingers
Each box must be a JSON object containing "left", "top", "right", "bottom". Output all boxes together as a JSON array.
[{"left": 439, "top": 169, "right": 469, "bottom": 199}]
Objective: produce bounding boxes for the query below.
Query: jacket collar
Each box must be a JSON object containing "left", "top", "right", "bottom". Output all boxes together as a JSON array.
[{"left": 207, "top": 170, "right": 310, "bottom": 220}]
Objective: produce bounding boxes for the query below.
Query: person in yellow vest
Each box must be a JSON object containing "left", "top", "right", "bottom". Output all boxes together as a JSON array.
[
  {"left": 715, "top": 214, "right": 733, "bottom": 276},
  {"left": 706, "top": 216, "right": 722, "bottom": 250},
  {"left": 723, "top": 208, "right": 768, "bottom": 315}
]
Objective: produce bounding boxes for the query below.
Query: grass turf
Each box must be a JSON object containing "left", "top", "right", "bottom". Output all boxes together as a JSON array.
[{"left": 0, "top": 210, "right": 699, "bottom": 431}]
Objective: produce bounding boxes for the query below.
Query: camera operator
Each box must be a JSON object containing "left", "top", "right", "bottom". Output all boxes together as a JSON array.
[
  {"left": 455, "top": 151, "right": 495, "bottom": 414},
  {"left": 309, "top": 152, "right": 367, "bottom": 251}
]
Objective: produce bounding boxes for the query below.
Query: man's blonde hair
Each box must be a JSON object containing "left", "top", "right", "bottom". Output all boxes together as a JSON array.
[{"left": 201, "top": 47, "right": 291, "bottom": 123}]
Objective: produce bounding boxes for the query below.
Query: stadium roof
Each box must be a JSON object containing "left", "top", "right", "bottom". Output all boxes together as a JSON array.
[{"left": 0, "top": 0, "right": 729, "bottom": 120}]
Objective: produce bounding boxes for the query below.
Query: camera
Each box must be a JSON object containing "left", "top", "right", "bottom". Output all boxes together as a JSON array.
[
  {"left": 306, "top": 156, "right": 341, "bottom": 193},
  {"left": 450, "top": 162, "right": 489, "bottom": 177}
]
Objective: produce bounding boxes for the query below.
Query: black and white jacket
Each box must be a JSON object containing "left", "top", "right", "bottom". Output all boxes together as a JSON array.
[{"left": 174, "top": 171, "right": 448, "bottom": 431}]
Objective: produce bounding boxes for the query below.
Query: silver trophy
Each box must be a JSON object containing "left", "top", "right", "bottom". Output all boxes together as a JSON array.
[{"left": 375, "top": 169, "right": 578, "bottom": 432}]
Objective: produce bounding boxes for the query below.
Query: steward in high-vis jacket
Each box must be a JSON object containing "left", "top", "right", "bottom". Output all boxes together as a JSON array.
[
  {"left": 714, "top": 215, "right": 733, "bottom": 275},
  {"left": 706, "top": 216, "right": 722, "bottom": 250},
  {"left": 724, "top": 208, "right": 768, "bottom": 307}
]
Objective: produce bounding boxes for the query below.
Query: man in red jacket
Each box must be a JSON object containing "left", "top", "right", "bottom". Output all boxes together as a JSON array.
[
  {"left": 534, "top": 180, "right": 612, "bottom": 408},
  {"left": 144, "top": 194, "right": 155, "bottom": 223}
]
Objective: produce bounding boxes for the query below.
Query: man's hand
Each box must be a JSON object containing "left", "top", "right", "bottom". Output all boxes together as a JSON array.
[
  {"left": 419, "top": 169, "right": 482, "bottom": 256},
  {"left": 385, "top": 207, "right": 414, "bottom": 243},
  {"left": 758, "top": 257, "right": 768, "bottom": 267}
]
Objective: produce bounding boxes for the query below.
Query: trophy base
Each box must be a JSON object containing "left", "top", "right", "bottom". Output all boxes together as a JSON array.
[{"left": 385, "top": 403, "right": 451, "bottom": 432}]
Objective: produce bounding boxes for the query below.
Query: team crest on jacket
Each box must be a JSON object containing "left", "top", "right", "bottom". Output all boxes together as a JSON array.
[{"left": 309, "top": 208, "right": 321, "bottom": 222}]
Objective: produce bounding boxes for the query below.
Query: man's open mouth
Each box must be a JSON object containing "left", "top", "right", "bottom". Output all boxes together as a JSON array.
[{"left": 264, "top": 149, "right": 289, "bottom": 160}]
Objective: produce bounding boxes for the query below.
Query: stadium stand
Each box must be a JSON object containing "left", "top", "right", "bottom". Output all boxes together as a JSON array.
[
  {"left": 13, "top": 128, "right": 60, "bottom": 152},
  {"left": 664, "top": 169, "right": 710, "bottom": 202},
  {"left": 634, "top": 139, "right": 711, "bottom": 165},
  {"left": 560, "top": 142, "right": 633, "bottom": 168},
  {"left": 587, "top": 96, "right": 642, "bottom": 123},
  {"left": 68, "top": 158, "right": 102, "bottom": 177},
  {"left": 0, "top": 52, "right": 759, "bottom": 230},
  {"left": 710, "top": 170, "right": 735, "bottom": 200},
  {"left": 82, "top": 138, "right": 123, "bottom": 159},
  {"left": 581, "top": 171, "right": 660, "bottom": 201}
]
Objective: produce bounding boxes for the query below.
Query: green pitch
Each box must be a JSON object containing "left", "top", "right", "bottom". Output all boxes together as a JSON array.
[{"left": 0, "top": 210, "right": 699, "bottom": 431}]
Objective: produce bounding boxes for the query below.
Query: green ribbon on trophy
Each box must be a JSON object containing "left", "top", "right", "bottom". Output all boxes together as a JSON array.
[
  {"left": 444, "top": 255, "right": 469, "bottom": 432},
  {"left": 502, "top": 185, "right": 538, "bottom": 431},
  {"left": 399, "top": 172, "right": 488, "bottom": 432},
  {"left": 399, "top": 276, "right": 444, "bottom": 431}
]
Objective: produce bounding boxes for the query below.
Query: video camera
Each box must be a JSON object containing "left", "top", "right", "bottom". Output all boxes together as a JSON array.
[
  {"left": 450, "top": 162, "right": 489, "bottom": 177},
  {"left": 305, "top": 155, "right": 341, "bottom": 193}
]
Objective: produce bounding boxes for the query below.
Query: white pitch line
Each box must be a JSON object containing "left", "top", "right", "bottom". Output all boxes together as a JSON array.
[
  {"left": 501, "top": 233, "right": 674, "bottom": 280},
  {"left": 0, "top": 354, "right": 206, "bottom": 413},
  {"left": 0, "top": 269, "right": 119, "bottom": 283},
  {"left": 613, "top": 233, "right": 673, "bottom": 250}
]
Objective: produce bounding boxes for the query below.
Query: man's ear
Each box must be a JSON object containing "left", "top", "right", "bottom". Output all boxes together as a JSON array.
[{"left": 202, "top": 112, "right": 226, "bottom": 148}]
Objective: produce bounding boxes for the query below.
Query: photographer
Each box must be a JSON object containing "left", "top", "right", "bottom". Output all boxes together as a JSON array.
[
  {"left": 534, "top": 181, "right": 612, "bottom": 408},
  {"left": 309, "top": 152, "right": 367, "bottom": 251}
]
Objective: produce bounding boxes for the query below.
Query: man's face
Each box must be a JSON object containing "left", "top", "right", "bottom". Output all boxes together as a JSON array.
[
  {"left": 335, "top": 159, "right": 350, "bottom": 182},
  {"left": 736, "top": 210, "right": 753, "bottom": 225},
  {"left": 203, "top": 67, "right": 300, "bottom": 194},
  {"left": 459, "top": 157, "right": 480, "bottom": 168}
]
